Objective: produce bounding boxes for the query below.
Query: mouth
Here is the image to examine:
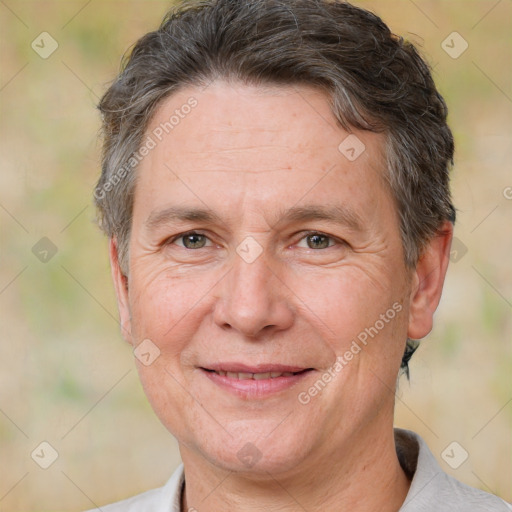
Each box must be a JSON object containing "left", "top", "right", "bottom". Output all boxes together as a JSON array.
[
  {"left": 201, "top": 368, "right": 311, "bottom": 379},
  {"left": 199, "top": 364, "right": 314, "bottom": 399}
]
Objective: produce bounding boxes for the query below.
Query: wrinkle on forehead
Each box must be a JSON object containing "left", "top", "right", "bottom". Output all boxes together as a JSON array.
[{"left": 134, "top": 80, "right": 394, "bottom": 237}]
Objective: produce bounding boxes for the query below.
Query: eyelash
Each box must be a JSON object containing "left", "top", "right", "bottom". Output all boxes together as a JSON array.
[
  {"left": 168, "top": 231, "right": 342, "bottom": 250},
  {"left": 169, "top": 231, "right": 212, "bottom": 248}
]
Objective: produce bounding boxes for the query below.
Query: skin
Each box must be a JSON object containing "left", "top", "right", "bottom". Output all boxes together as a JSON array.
[{"left": 109, "top": 81, "right": 453, "bottom": 511}]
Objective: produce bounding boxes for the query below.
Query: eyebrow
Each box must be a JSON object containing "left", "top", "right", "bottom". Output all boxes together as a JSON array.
[
  {"left": 271, "top": 204, "right": 364, "bottom": 232},
  {"left": 145, "top": 206, "right": 221, "bottom": 231},
  {"left": 145, "top": 204, "right": 364, "bottom": 233}
]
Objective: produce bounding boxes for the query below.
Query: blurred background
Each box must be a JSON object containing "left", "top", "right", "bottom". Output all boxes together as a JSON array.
[{"left": 0, "top": 0, "right": 510, "bottom": 510}]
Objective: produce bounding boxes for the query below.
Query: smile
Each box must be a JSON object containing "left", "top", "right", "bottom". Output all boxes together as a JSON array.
[
  {"left": 199, "top": 366, "right": 314, "bottom": 399},
  {"left": 207, "top": 370, "right": 297, "bottom": 379}
]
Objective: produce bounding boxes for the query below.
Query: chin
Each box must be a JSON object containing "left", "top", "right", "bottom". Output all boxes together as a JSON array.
[
  {"left": 209, "top": 451, "right": 309, "bottom": 478},
  {"left": 193, "top": 426, "right": 314, "bottom": 477}
]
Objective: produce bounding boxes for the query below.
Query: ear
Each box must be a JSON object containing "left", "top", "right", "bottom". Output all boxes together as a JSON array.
[
  {"left": 407, "top": 221, "right": 453, "bottom": 340},
  {"left": 109, "top": 237, "right": 133, "bottom": 344}
]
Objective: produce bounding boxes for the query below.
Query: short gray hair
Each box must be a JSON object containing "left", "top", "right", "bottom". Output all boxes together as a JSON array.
[{"left": 95, "top": 0, "right": 456, "bottom": 375}]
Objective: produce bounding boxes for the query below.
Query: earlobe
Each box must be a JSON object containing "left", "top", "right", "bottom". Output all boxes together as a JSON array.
[
  {"left": 109, "top": 238, "right": 133, "bottom": 344},
  {"left": 407, "top": 221, "right": 453, "bottom": 340}
]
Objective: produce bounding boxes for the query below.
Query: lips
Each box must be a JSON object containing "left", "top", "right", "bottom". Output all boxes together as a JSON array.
[
  {"left": 200, "top": 363, "right": 312, "bottom": 375},
  {"left": 202, "top": 363, "right": 312, "bottom": 373},
  {"left": 207, "top": 370, "right": 297, "bottom": 379},
  {"left": 199, "top": 363, "right": 314, "bottom": 399}
]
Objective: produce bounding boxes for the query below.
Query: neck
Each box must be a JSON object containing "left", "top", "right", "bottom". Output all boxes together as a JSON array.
[{"left": 180, "top": 427, "right": 410, "bottom": 512}]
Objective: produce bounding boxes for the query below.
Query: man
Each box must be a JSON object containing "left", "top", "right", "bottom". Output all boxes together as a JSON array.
[{"left": 90, "top": 0, "right": 510, "bottom": 510}]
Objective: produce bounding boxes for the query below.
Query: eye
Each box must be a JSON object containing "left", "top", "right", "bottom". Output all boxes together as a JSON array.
[
  {"left": 172, "top": 232, "right": 212, "bottom": 249},
  {"left": 297, "top": 232, "right": 336, "bottom": 250}
]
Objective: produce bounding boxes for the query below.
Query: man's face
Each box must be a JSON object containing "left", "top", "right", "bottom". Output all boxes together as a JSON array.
[{"left": 112, "top": 82, "right": 426, "bottom": 474}]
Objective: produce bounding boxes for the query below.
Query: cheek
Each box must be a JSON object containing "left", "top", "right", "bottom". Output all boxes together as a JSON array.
[
  {"left": 290, "top": 266, "right": 405, "bottom": 348},
  {"left": 126, "top": 272, "right": 212, "bottom": 435},
  {"left": 128, "top": 266, "right": 214, "bottom": 342}
]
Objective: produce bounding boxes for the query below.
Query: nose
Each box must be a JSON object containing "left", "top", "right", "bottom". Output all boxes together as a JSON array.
[{"left": 213, "top": 249, "right": 294, "bottom": 338}]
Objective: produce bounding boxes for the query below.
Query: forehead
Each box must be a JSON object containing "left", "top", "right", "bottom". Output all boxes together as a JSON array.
[
  {"left": 134, "top": 80, "right": 394, "bottom": 228},
  {"left": 146, "top": 80, "right": 385, "bottom": 162}
]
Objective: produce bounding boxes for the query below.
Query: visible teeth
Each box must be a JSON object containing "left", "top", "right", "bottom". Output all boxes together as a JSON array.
[
  {"left": 213, "top": 370, "right": 298, "bottom": 379},
  {"left": 253, "top": 372, "right": 271, "bottom": 380}
]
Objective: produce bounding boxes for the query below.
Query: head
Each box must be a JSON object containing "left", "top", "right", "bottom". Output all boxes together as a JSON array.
[{"left": 95, "top": 0, "right": 454, "bottom": 475}]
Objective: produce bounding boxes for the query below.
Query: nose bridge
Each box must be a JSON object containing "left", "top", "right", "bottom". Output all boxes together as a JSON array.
[
  {"left": 231, "top": 250, "right": 271, "bottom": 304},
  {"left": 214, "top": 246, "right": 293, "bottom": 337}
]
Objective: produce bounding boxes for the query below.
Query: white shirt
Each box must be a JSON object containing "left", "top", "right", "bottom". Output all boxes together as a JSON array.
[{"left": 86, "top": 429, "right": 511, "bottom": 511}]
